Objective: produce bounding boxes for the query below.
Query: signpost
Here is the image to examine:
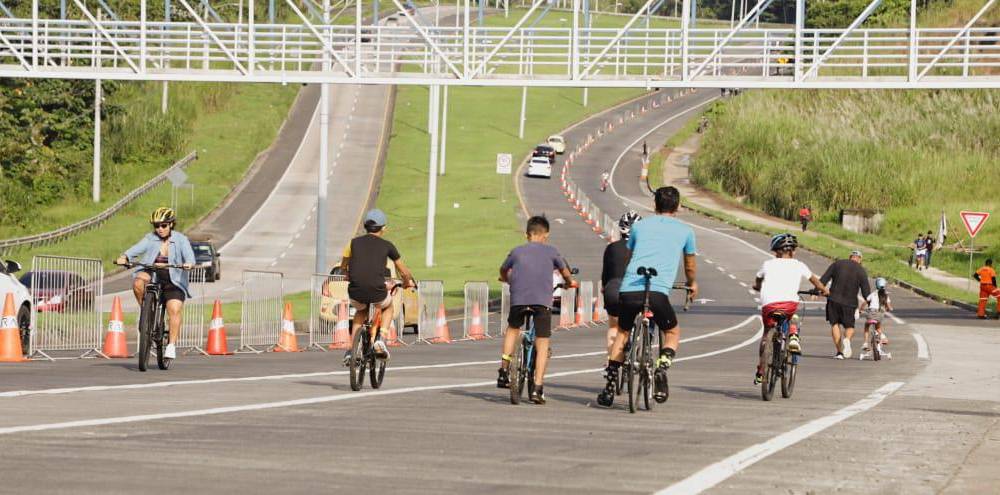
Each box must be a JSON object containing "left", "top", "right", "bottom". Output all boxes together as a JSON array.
[
  {"left": 496, "top": 153, "right": 512, "bottom": 203},
  {"left": 960, "top": 211, "right": 990, "bottom": 290}
]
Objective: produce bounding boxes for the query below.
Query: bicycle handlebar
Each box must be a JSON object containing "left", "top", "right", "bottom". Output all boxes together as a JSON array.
[
  {"left": 672, "top": 284, "right": 694, "bottom": 311},
  {"left": 118, "top": 260, "right": 191, "bottom": 270},
  {"left": 798, "top": 289, "right": 824, "bottom": 296}
]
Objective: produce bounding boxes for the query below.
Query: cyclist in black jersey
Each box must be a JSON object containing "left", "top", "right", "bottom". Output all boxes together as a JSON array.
[{"left": 601, "top": 211, "right": 640, "bottom": 359}]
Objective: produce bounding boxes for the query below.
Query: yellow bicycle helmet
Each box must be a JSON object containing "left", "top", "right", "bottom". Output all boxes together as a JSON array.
[{"left": 150, "top": 207, "right": 176, "bottom": 225}]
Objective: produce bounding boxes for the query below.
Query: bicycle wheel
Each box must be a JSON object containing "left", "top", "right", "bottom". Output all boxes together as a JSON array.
[
  {"left": 760, "top": 329, "right": 775, "bottom": 401},
  {"left": 136, "top": 292, "right": 156, "bottom": 372},
  {"left": 156, "top": 312, "right": 170, "bottom": 370},
  {"left": 370, "top": 335, "right": 387, "bottom": 389},
  {"left": 509, "top": 337, "right": 525, "bottom": 405},
  {"left": 349, "top": 328, "right": 367, "bottom": 391},
  {"left": 626, "top": 322, "right": 641, "bottom": 414},
  {"left": 781, "top": 356, "right": 797, "bottom": 399},
  {"left": 641, "top": 327, "right": 654, "bottom": 411},
  {"left": 871, "top": 330, "right": 881, "bottom": 361}
]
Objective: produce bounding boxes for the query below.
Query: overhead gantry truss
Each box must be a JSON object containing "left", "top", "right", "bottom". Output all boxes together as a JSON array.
[{"left": 0, "top": 0, "right": 998, "bottom": 88}]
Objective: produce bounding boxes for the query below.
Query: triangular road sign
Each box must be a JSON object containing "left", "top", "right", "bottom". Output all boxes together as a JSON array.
[{"left": 960, "top": 211, "right": 990, "bottom": 238}]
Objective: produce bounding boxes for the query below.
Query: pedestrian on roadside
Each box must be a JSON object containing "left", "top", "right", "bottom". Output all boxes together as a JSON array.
[
  {"left": 973, "top": 259, "right": 1000, "bottom": 319},
  {"left": 820, "top": 250, "right": 872, "bottom": 360},
  {"left": 914, "top": 234, "right": 929, "bottom": 271},
  {"left": 925, "top": 230, "right": 936, "bottom": 268},
  {"left": 798, "top": 205, "right": 812, "bottom": 232},
  {"left": 908, "top": 233, "right": 923, "bottom": 268}
]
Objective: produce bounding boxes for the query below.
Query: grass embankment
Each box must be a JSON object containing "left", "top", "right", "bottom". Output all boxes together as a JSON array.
[
  {"left": 693, "top": 89, "right": 999, "bottom": 291},
  {"left": 375, "top": 9, "right": 725, "bottom": 305},
  {"left": 8, "top": 83, "right": 299, "bottom": 269}
]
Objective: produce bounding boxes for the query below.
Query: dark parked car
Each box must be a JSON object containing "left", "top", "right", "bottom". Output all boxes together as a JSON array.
[
  {"left": 191, "top": 241, "right": 222, "bottom": 282},
  {"left": 533, "top": 144, "right": 557, "bottom": 164},
  {"left": 19, "top": 270, "right": 95, "bottom": 313}
]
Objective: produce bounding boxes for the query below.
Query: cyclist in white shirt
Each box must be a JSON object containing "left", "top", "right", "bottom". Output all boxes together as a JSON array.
[
  {"left": 861, "top": 277, "right": 893, "bottom": 352},
  {"left": 752, "top": 234, "right": 829, "bottom": 384}
]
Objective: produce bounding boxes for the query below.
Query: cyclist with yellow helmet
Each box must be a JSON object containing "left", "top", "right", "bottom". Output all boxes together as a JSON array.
[{"left": 115, "top": 207, "right": 195, "bottom": 362}]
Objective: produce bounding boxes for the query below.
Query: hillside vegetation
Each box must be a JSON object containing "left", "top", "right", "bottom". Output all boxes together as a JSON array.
[{"left": 692, "top": 1, "right": 1000, "bottom": 281}]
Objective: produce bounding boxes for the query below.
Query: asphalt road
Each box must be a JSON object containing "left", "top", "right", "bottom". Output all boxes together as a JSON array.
[{"left": 3, "top": 90, "right": 998, "bottom": 493}]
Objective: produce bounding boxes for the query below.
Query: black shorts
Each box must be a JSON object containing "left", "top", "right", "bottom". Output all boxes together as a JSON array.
[
  {"left": 143, "top": 271, "right": 186, "bottom": 302},
  {"left": 603, "top": 279, "right": 622, "bottom": 317},
  {"left": 618, "top": 291, "right": 678, "bottom": 333},
  {"left": 826, "top": 300, "right": 856, "bottom": 328},
  {"left": 507, "top": 305, "right": 552, "bottom": 338}
]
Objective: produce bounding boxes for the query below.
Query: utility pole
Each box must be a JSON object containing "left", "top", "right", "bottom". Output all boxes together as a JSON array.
[
  {"left": 426, "top": 86, "right": 441, "bottom": 267},
  {"left": 440, "top": 86, "right": 449, "bottom": 175},
  {"left": 93, "top": 80, "right": 102, "bottom": 203},
  {"left": 316, "top": 0, "right": 332, "bottom": 274},
  {"left": 518, "top": 86, "right": 527, "bottom": 139},
  {"left": 162, "top": 0, "right": 170, "bottom": 114}
]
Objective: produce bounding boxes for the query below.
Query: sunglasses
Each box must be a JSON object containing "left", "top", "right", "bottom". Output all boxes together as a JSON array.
[{"left": 153, "top": 223, "right": 173, "bottom": 229}]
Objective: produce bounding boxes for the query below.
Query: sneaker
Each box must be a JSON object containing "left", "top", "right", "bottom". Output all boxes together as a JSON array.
[
  {"left": 342, "top": 350, "right": 353, "bottom": 366},
  {"left": 788, "top": 335, "right": 801, "bottom": 354},
  {"left": 163, "top": 343, "right": 176, "bottom": 360},
  {"left": 861, "top": 342, "right": 871, "bottom": 352},
  {"left": 834, "top": 352, "right": 845, "bottom": 360},
  {"left": 529, "top": 385, "right": 546, "bottom": 404},
  {"left": 496, "top": 368, "right": 510, "bottom": 389},
  {"left": 373, "top": 340, "right": 390, "bottom": 360},
  {"left": 597, "top": 367, "right": 617, "bottom": 407},
  {"left": 842, "top": 339, "right": 853, "bottom": 359},
  {"left": 880, "top": 334, "right": 889, "bottom": 345},
  {"left": 753, "top": 372, "right": 764, "bottom": 385}
]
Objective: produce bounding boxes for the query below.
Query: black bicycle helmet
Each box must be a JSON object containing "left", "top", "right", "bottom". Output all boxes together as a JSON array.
[
  {"left": 618, "top": 210, "right": 641, "bottom": 237},
  {"left": 769, "top": 233, "right": 798, "bottom": 252}
]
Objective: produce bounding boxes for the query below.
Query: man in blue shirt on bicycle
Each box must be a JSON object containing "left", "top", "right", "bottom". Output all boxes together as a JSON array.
[
  {"left": 597, "top": 187, "right": 697, "bottom": 407},
  {"left": 497, "top": 216, "right": 577, "bottom": 405}
]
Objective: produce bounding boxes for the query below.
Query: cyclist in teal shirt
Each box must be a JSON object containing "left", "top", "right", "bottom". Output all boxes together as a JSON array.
[{"left": 597, "top": 187, "right": 698, "bottom": 407}]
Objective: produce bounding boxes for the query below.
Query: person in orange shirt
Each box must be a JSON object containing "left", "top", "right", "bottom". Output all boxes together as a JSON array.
[
  {"left": 973, "top": 259, "right": 999, "bottom": 318},
  {"left": 798, "top": 205, "right": 812, "bottom": 232}
]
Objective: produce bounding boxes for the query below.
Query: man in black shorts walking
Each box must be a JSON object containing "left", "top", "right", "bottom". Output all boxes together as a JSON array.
[{"left": 820, "top": 250, "right": 871, "bottom": 359}]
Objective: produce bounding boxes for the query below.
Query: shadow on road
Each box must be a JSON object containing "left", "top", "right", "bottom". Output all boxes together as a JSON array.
[{"left": 680, "top": 385, "right": 759, "bottom": 401}]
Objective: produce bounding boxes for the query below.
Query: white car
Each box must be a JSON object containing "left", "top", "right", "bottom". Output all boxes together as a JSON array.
[
  {"left": 0, "top": 259, "right": 33, "bottom": 355},
  {"left": 526, "top": 156, "right": 552, "bottom": 178},
  {"left": 547, "top": 135, "right": 567, "bottom": 154}
]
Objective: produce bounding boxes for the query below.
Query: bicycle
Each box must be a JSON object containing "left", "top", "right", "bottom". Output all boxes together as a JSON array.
[
  {"left": 616, "top": 283, "right": 693, "bottom": 398},
  {"left": 860, "top": 315, "right": 890, "bottom": 361},
  {"left": 760, "top": 289, "right": 819, "bottom": 401},
  {"left": 622, "top": 268, "right": 694, "bottom": 413},
  {"left": 347, "top": 281, "right": 406, "bottom": 391},
  {"left": 120, "top": 260, "right": 189, "bottom": 372},
  {"left": 508, "top": 307, "right": 538, "bottom": 405}
]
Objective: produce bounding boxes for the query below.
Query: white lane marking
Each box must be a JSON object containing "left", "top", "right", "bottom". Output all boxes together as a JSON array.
[
  {"left": 728, "top": 274, "right": 737, "bottom": 280},
  {"left": 1, "top": 317, "right": 759, "bottom": 400},
  {"left": 716, "top": 266, "right": 726, "bottom": 272},
  {"left": 704, "top": 259, "right": 714, "bottom": 265},
  {"left": 887, "top": 311, "right": 905, "bottom": 325},
  {"left": 0, "top": 331, "right": 761, "bottom": 435},
  {"left": 912, "top": 333, "right": 929, "bottom": 360},
  {"left": 739, "top": 282, "right": 748, "bottom": 288},
  {"left": 657, "top": 381, "right": 905, "bottom": 495}
]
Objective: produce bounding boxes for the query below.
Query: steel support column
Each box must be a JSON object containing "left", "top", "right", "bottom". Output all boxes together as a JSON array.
[
  {"left": 440, "top": 86, "right": 449, "bottom": 175},
  {"left": 794, "top": 0, "right": 803, "bottom": 81},
  {"left": 518, "top": 86, "right": 527, "bottom": 139},
  {"left": 426, "top": 85, "right": 441, "bottom": 267},
  {"left": 93, "top": 80, "right": 102, "bottom": 203},
  {"left": 316, "top": 0, "right": 332, "bottom": 274},
  {"left": 680, "top": 0, "right": 690, "bottom": 80}
]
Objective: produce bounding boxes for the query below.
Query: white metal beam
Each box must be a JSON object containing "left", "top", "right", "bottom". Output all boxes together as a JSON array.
[
  {"left": 177, "top": 0, "right": 247, "bottom": 74},
  {"left": 689, "top": 0, "right": 774, "bottom": 79},
  {"left": 283, "top": 0, "right": 356, "bottom": 77},
  {"left": 471, "top": 0, "right": 547, "bottom": 77},
  {"left": 803, "top": 0, "right": 883, "bottom": 79},
  {"left": 71, "top": 0, "right": 140, "bottom": 73},
  {"left": 581, "top": 0, "right": 659, "bottom": 77},
  {"left": 391, "top": 0, "right": 463, "bottom": 78},
  {"left": 0, "top": 31, "right": 31, "bottom": 70},
  {"left": 917, "top": 0, "right": 997, "bottom": 79}
]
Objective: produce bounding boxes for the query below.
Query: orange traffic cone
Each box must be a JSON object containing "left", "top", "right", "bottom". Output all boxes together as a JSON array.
[
  {"left": 274, "top": 302, "right": 301, "bottom": 352},
  {"left": 384, "top": 319, "right": 403, "bottom": 347},
  {"left": 429, "top": 304, "right": 452, "bottom": 344},
  {"left": 575, "top": 293, "right": 585, "bottom": 326},
  {"left": 593, "top": 294, "right": 605, "bottom": 322},
  {"left": 329, "top": 301, "right": 351, "bottom": 350},
  {"left": 205, "top": 300, "right": 232, "bottom": 355},
  {"left": 0, "top": 293, "right": 26, "bottom": 362},
  {"left": 467, "top": 304, "right": 487, "bottom": 340},
  {"left": 102, "top": 296, "right": 129, "bottom": 358}
]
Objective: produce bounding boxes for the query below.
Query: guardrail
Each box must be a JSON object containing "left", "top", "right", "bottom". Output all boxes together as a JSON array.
[{"left": 0, "top": 151, "right": 197, "bottom": 256}]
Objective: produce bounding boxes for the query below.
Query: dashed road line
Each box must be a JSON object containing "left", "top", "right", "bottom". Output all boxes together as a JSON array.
[{"left": 912, "top": 333, "right": 929, "bottom": 360}]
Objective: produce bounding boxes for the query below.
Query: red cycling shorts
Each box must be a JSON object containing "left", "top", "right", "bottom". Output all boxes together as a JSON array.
[{"left": 761, "top": 301, "right": 800, "bottom": 330}]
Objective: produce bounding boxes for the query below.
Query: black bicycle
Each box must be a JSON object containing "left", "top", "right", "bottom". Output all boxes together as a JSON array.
[
  {"left": 347, "top": 281, "right": 406, "bottom": 391},
  {"left": 121, "top": 260, "right": 188, "bottom": 372},
  {"left": 623, "top": 268, "right": 694, "bottom": 413},
  {"left": 616, "top": 283, "right": 693, "bottom": 398},
  {"left": 760, "top": 289, "right": 819, "bottom": 401}
]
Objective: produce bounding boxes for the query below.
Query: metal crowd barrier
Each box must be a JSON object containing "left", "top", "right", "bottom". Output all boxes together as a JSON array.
[
  {"left": 308, "top": 273, "right": 347, "bottom": 351},
  {"left": 27, "top": 255, "right": 104, "bottom": 360},
  {"left": 178, "top": 267, "right": 208, "bottom": 355},
  {"left": 463, "top": 281, "right": 490, "bottom": 339},
  {"left": 578, "top": 281, "right": 595, "bottom": 326},
  {"left": 238, "top": 270, "right": 283, "bottom": 353},
  {"left": 500, "top": 283, "right": 510, "bottom": 337},
  {"left": 416, "top": 280, "right": 444, "bottom": 344},
  {"left": 558, "top": 287, "right": 577, "bottom": 328}
]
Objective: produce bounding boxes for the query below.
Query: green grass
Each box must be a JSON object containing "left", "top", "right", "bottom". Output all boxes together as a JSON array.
[
  {"left": 693, "top": 88, "right": 1000, "bottom": 283},
  {"left": 647, "top": 111, "right": 703, "bottom": 190},
  {"left": 6, "top": 83, "right": 299, "bottom": 270}
]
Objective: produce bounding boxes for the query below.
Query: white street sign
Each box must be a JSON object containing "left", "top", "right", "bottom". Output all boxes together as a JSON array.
[{"left": 496, "top": 153, "right": 513, "bottom": 175}]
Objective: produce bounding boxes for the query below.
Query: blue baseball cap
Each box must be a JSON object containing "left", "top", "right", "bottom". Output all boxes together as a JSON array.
[{"left": 364, "top": 209, "right": 388, "bottom": 227}]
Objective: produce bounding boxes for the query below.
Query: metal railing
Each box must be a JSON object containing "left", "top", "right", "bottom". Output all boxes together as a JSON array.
[
  {"left": 1, "top": 13, "right": 997, "bottom": 87},
  {"left": 178, "top": 267, "right": 208, "bottom": 354},
  {"left": 416, "top": 280, "right": 444, "bottom": 344},
  {"left": 308, "top": 272, "right": 347, "bottom": 351},
  {"left": 0, "top": 151, "right": 197, "bottom": 255},
  {"left": 27, "top": 255, "right": 104, "bottom": 360},
  {"left": 238, "top": 269, "right": 283, "bottom": 353},
  {"left": 578, "top": 280, "right": 594, "bottom": 326},
  {"left": 463, "top": 281, "right": 490, "bottom": 339}
]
